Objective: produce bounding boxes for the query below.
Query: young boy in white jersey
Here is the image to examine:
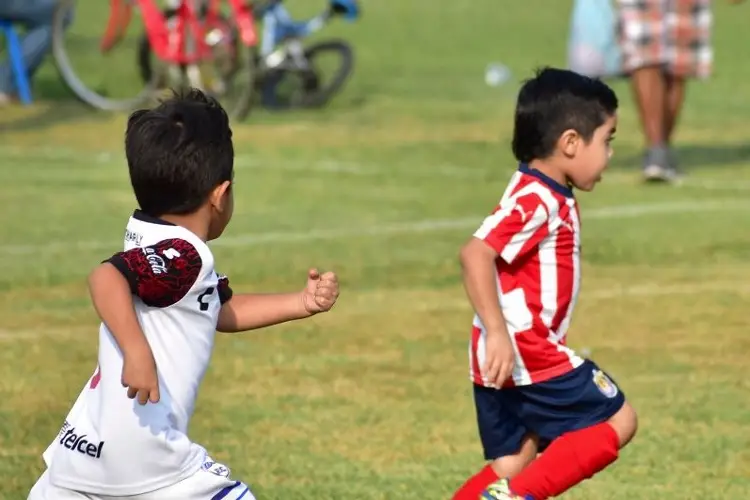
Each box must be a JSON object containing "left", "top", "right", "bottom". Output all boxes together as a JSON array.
[
  {"left": 452, "top": 68, "right": 638, "bottom": 500},
  {"left": 28, "top": 89, "right": 339, "bottom": 500}
]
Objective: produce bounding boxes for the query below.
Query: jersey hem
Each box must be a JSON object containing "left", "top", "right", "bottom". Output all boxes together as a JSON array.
[
  {"left": 47, "top": 452, "right": 205, "bottom": 496},
  {"left": 469, "top": 358, "right": 583, "bottom": 388}
]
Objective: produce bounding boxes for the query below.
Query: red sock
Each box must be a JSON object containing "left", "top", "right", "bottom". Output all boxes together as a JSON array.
[
  {"left": 509, "top": 423, "right": 619, "bottom": 500},
  {"left": 452, "top": 465, "right": 499, "bottom": 500}
]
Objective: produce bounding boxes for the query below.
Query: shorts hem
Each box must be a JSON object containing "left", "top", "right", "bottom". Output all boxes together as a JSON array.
[
  {"left": 622, "top": 62, "right": 712, "bottom": 79},
  {"left": 47, "top": 458, "right": 203, "bottom": 496},
  {"left": 482, "top": 443, "right": 527, "bottom": 461},
  {"left": 558, "top": 395, "right": 627, "bottom": 437}
]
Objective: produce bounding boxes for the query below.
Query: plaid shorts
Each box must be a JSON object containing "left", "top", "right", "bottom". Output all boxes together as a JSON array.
[{"left": 616, "top": 0, "right": 713, "bottom": 78}]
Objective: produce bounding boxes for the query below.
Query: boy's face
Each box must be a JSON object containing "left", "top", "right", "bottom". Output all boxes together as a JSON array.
[{"left": 565, "top": 114, "right": 617, "bottom": 192}]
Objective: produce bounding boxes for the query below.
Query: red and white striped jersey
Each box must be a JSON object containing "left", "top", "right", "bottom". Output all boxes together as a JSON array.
[{"left": 469, "top": 164, "right": 584, "bottom": 388}]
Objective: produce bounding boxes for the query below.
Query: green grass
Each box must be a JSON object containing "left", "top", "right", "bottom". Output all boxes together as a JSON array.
[{"left": 2, "top": 0, "right": 750, "bottom": 498}]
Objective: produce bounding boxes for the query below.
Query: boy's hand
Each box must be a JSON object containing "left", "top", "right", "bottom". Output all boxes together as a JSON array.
[
  {"left": 122, "top": 343, "right": 160, "bottom": 405},
  {"left": 483, "top": 332, "right": 515, "bottom": 387},
  {"left": 302, "top": 268, "right": 339, "bottom": 314}
]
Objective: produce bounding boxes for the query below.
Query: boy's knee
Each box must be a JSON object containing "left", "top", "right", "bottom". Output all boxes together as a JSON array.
[
  {"left": 490, "top": 433, "right": 539, "bottom": 478},
  {"left": 608, "top": 401, "right": 638, "bottom": 448}
]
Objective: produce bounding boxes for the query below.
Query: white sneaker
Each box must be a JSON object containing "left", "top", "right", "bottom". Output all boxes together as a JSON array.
[
  {"left": 643, "top": 163, "right": 682, "bottom": 183},
  {"left": 643, "top": 163, "right": 669, "bottom": 181},
  {"left": 643, "top": 145, "right": 682, "bottom": 184}
]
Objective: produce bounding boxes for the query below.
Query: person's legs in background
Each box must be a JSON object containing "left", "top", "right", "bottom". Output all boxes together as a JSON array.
[
  {"left": 0, "top": 0, "right": 71, "bottom": 103},
  {"left": 617, "top": 0, "right": 712, "bottom": 182},
  {"left": 664, "top": 73, "right": 686, "bottom": 146},
  {"left": 629, "top": 64, "right": 673, "bottom": 180},
  {"left": 662, "top": 0, "right": 713, "bottom": 174},
  {"left": 618, "top": 0, "right": 674, "bottom": 181}
]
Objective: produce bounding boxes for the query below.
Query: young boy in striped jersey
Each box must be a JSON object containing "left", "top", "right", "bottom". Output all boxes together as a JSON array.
[{"left": 452, "top": 68, "right": 638, "bottom": 500}]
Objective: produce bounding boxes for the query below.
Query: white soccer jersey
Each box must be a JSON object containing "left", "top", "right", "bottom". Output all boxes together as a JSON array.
[{"left": 41, "top": 210, "right": 233, "bottom": 496}]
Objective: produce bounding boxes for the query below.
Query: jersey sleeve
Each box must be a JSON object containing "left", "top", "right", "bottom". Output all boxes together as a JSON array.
[
  {"left": 217, "top": 274, "right": 234, "bottom": 305},
  {"left": 473, "top": 193, "right": 550, "bottom": 264},
  {"left": 106, "top": 239, "right": 203, "bottom": 308}
]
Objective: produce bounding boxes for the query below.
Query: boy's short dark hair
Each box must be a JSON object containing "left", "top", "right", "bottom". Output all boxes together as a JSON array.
[
  {"left": 512, "top": 67, "right": 618, "bottom": 163},
  {"left": 125, "top": 89, "right": 234, "bottom": 216}
]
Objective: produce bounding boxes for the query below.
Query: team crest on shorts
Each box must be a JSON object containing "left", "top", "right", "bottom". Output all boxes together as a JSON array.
[
  {"left": 592, "top": 369, "right": 618, "bottom": 398},
  {"left": 202, "top": 460, "right": 231, "bottom": 478}
]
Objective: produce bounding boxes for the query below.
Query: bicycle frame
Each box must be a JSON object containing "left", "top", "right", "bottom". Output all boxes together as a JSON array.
[
  {"left": 102, "top": 0, "right": 257, "bottom": 65},
  {"left": 257, "top": 0, "right": 359, "bottom": 69},
  {"left": 258, "top": 2, "right": 322, "bottom": 57}
]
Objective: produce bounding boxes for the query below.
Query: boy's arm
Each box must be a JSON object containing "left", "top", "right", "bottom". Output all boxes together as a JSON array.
[
  {"left": 91, "top": 238, "right": 205, "bottom": 404},
  {"left": 460, "top": 193, "right": 550, "bottom": 387},
  {"left": 88, "top": 263, "right": 159, "bottom": 404},
  {"left": 217, "top": 269, "right": 339, "bottom": 333},
  {"left": 460, "top": 238, "right": 509, "bottom": 335}
]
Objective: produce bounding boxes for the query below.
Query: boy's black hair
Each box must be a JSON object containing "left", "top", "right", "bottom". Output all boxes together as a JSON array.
[
  {"left": 125, "top": 88, "right": 234, "bottom": 217},
  {"left": 512, "top": 67, "right": 618, "bottom": 163}
]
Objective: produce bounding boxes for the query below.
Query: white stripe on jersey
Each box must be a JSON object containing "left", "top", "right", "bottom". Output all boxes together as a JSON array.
[
  {"left": 500, "top": 203, "right": 548, "bottom": 264},
  {"left": 553, "top": 198, "right": 581, "bottom": 341},
  {"left": 538, "top": 224, "right": 558, "bottom": 329},
  {"left": 499, "top": 171, "right": 523, "bottom": 202}
]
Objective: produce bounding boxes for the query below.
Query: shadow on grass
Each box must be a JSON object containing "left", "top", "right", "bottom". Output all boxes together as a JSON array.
[
  {"left": 0, "top": 76, "right": 112, "bottom": 134},
  {"left": 0, "top": 101, "right": 110, "bottom": 134},
  {"left": 612, "top": 143, "right": 750, "bottom": 171}
]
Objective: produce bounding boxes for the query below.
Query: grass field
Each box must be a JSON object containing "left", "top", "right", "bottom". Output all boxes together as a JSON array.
[{"left": 2, "top": 1, "right": 750, "bottom": 498}]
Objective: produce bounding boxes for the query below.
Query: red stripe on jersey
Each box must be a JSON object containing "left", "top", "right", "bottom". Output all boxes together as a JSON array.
[
  {"left": 89, "top": 365, "right": 101, "bottom": 390},
  {"left": 470, "top": 326, "right": 483, "bottom": 385}
]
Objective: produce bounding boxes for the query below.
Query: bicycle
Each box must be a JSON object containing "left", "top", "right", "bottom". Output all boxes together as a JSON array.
[
  {"left": 52, "top": 0, "right": 259, "bottom": 120},
  {"left": 138, "top": 0, "right": 360, "bottom": 114},
  {"left": 257, "top": 0, "right": 359, "bottom": 110}
]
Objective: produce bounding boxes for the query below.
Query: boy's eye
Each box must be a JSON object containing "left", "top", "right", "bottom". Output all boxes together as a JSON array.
[{"left": 606, "top": 136, "right": 615, "bottom": 144}]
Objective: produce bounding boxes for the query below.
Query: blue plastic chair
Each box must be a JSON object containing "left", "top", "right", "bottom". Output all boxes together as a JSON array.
[{"left": 0, "top": 19, "right": 32, "bottom": 105}]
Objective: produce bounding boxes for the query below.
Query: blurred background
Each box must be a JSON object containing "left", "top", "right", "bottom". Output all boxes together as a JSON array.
[{"left": 1, "top": 1, "right": 749, "bottom": 498}]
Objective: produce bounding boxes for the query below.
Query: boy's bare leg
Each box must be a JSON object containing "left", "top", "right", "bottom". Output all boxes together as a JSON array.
[
  {"left": 452, "top": 434, "right": 538, "bottom": 500},
  {"left": 491, "top": 433, "right": 539, "bottom": 478}
]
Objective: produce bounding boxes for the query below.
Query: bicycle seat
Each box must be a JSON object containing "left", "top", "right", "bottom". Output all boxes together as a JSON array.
[{"left": 330, "top": 0, "right": 359, "bottom": 21}]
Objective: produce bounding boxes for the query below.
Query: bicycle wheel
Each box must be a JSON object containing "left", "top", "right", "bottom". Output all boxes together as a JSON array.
[
  {"left": 137, "top": 9, "right": 258, "bottom": 121},
  {"left": 261, "top": 39, "right": 354, "bottom": 110},
  {"left": 52, "top": 0, "right": 157, "bottom": 111}
]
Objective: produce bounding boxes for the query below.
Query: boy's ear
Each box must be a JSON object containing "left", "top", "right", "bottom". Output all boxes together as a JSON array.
[
  {"left": 559, "top": 128, "right": 581, "bottom": 159},
  {"left": 209, "top": 181, "right": 232, "bottom": 212}
]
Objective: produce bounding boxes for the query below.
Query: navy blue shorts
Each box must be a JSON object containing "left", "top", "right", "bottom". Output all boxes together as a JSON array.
[{"left": 474, "top": 360, "right": 625, "bottom": 460}]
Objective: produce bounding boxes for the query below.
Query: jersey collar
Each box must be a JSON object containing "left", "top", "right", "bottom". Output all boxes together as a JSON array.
[
  {"left": 518, "top": 163, "right": 574, "bottom": 198},
  {"left": 132, "top": 209, "right": 176, "bottom": 226}
]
